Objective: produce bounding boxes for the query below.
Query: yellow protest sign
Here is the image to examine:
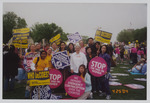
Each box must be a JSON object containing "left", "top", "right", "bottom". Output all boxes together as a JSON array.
[
  {"left": 49, "top": 34, "right": 61, "bottom": 45},
  {"left": 95, "top": 30, "right": 112, "bottom": 44},
  {"left": 27, "top": 71, "right": 50, "bottom": 86},
  {"left": 12, "top": 28, "right": 30, "bottom": 48},
  {"left": 13, "top": 28, "right": 30, "bottom": 34}
]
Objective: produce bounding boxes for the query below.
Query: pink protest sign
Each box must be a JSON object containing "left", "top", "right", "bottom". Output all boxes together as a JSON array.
[
  {"left": 64, "top": 75, "right": 85, "bottom": 98},
  {"left": 88, "top": 57, "right": 107, "bottom": 77},
  {"left": 49, "top": 69, "right": 63, "bottom": 89}
]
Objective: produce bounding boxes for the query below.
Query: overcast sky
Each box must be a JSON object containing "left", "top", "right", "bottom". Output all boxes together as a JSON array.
[{"left": 3, "top": 3, "right": 147, "bottom": 43}]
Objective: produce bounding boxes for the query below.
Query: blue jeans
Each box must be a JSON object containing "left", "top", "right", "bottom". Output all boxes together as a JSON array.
[
  {"left": 17, "top": 68, "right": 26, "bottom": 80},
  {"left": 4, "top": 76, "right": 15, "bottom": 91}
]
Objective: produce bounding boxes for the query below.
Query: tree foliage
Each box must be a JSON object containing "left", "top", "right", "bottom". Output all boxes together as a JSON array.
[
  {"left": 30, "top": 23, "right": 68, "bottom": 43},
  {"left": 117, "top": 27, "right": 147, "bottom": 44},
  {"left": 132, "top": 27, "right": 147, "bottom": 43},
  {"left": 3, "top": 12, "right": 27, "bottom": 44},
  {"left": 81, "top": 35, "right": 89, "bottom": 44}
]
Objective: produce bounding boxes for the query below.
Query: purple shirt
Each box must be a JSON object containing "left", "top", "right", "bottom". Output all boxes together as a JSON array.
[{"left": 99, "top": 53, "right": 111, "bottom": 72}]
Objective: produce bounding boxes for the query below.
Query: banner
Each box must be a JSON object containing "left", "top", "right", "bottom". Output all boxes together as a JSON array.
[
  {"left": 51, "top": 50, "right": 70, "bottom": 69},
  {"left": 94, "top": 30, "right": 112, "bottom": 44},
  {"left": 67, "top": 32, "right": 82, "bottom": 44},
  {"left": 23, "top": 52, "right": 40, "bottom": 72},
  {"left": 64, "top": 75, "right": 85, "bottom": 98},
  {"left": 88, "top": 57, "right": 107, "bottom": 77},
  {"left": 31, "top": 85, "right": 51, "bottom": 99},
  {"left": 27, "top": 71, "right": 50, "bottom": 86},
  {"left": 49, "top": 34, "right": 61, "bottom": 45},
  {"left": 49, "top": 69, "right": 63, "bottom": 89},
  {"left": 12, "top": 28, "right": 30, "bottom": 48}
]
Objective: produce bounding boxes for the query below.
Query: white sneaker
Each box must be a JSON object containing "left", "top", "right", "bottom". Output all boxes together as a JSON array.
[
  {"left": 106, "top": 95, "right": 111, "bottom": 100},
  {"left": 89, "top": 92, "right": 93, "bottom": 99}
]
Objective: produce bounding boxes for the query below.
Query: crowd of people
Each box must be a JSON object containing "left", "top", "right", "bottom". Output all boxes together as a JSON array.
[{"left": 3, "top": 38, "right": 147, "bottom": 100}]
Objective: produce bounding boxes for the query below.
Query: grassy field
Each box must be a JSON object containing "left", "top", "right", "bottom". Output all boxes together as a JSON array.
[{"left": 3, "top": 60, "right": 146, "bottom": 100}]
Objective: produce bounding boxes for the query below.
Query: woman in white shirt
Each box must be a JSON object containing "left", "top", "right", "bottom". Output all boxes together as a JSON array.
[{"left": 70, "top": 43, "right": 87, "bottom": 74}]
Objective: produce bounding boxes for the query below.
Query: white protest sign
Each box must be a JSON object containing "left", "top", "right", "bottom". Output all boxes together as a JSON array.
[{"left": 67, "top": 32, "right": 82, "bottom": 44}]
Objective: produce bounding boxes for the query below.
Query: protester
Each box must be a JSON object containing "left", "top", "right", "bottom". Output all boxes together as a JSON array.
[
  {"left": 129, "top": 59, "right": 145, "bottom": 73},
  {"left": 95, "top": 41, "right": 101, "bottom": 56},
  {"left": 31, "top": 50, "right": 49, "bottom": 71},
  {"left": 46, "top": 48, "right": 53, "bottom": 69},
  {"left": 137, "top": 47, "right": 144, "bottom": 62},
  {"left": 24, "top": 44, "right": 39, "bottom": 71},
  {"left": 124, "top": 44, "right": 130, "bottom": 60},
  {"left": 25, "top": 44, "right": 37, "bottom": 55},
  {"left": 35, "top": 43, "right": 42, "bottom": 53},
  {"left": 99, "top": 45, "right": 111, "bottom": 100},
  {"left": 87, "top": 38, "right": 97, "bottom": 54},
  {"left": 86, "top": 47, "right": 99, "bottom": 93},
  {"left": 108, "top": 43, "right": 116, "bottom": 67},
  {"left": 70, "top": 43, "right": 87, "bottom": 74},
  {"left": 120, "top": 45, "right": 125, "bottom": 64},
  {"left": 58, "top": 42, "right": 71, "bottom": 90},
  {"left": 3, "top": 45, "right": 20, "bottom": 91},
  {"left": 108, "top": 43, "right": 113, "bottom": 57},
  {"left": 131, "top": 45, "right": 137, "bottom": 64},
  {"left": 115, "top": 45, "right": 120, "bottom": 64},
  {"left": 17, "top": 49, "right": 26, "bottom": 83},
  {"left": 67, "top": 43, "right": 75, "bottom": 57},
  {"left": 78, "top": 64, "right": 92, "bottom": 99},
  {"left": 51, "top": 42, "right": 59, "bottom": 55},
  {"left": 141, "top": 62, "right": 147, "bottom": 74},
  {"left": 79, "top": 40, "right": 86, "bottom": 54}
]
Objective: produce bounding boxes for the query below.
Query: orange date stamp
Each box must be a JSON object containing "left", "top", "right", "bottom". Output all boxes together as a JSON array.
[{"left": 112, "top": 89, "right": 128, "bottom": 94}]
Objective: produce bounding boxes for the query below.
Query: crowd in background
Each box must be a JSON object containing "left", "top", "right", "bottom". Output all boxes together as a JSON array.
[{"left": 3, "top": 38, "right": 147, "bottom": 100}]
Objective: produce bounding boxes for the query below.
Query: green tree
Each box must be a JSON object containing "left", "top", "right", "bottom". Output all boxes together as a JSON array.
[
  {"left": 3, "top": 12, "right": 27, "bottom": 44},
  {"left": 30, "top": 23, "right": 68, "bottom": 42},
  {"left": 132, "top": 27, "right": 147, "bottom": 43},
  {"left": 117, "top": 29, "right": 134, "bottom": 44},
  {"left": 117, "top": 27, "right": 147, "bottom": 44},
  {"left": 81, "top": 35, "right": 89, "bottom": 44},
  {"left": 61, "top": 32, "right": 69, "bottom": 42}
]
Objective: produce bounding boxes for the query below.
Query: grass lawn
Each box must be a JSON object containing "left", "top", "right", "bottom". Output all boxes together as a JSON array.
[{"left": 3, "top": 60, "right": 146, "bottom": 100}]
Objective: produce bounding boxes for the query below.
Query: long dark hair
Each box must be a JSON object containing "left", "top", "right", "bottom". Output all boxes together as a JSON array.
[
  {"left": 67, "top": 43, "right": 75, "bottom": 53},
  {"left": 59, "top": 41, "right": 67, "bottom": 51},
  {"left": 78, "top": 64, "right": 86, "bottom": 78},
  {"left": 100, "top": 45, "right": 109, "bottom": 54}
]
